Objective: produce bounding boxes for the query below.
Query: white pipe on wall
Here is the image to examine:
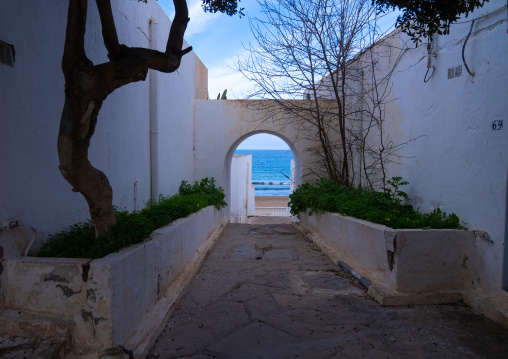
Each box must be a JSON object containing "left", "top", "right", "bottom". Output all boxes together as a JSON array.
[
  {"left": 149, "top": 19, "right": 159, "bottom": 201},
  {"left": 354, "top": 70, "right": 364, "bottom": 188}
]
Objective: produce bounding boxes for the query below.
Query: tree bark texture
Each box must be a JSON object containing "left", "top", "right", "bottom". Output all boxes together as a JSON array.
[{"left": 58, "top": 0, "right": 191, "bottom": 238}]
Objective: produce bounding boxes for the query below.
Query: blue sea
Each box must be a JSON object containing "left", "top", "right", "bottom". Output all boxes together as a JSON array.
[{"left": 234, "top": 149, "right": 294, "bottom": 196}]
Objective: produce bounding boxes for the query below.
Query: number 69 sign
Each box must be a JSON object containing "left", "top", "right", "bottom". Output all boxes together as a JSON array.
[{"left": 492, "top": 120, "right": 503, "bottom": 130}]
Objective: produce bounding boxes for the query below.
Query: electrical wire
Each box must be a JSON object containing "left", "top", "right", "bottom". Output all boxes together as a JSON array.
[
  {"left": 424, "top": 67, "right": 435, "bottom": 83},
  {"left": 452, "top": 4, "right": 506, "bottom": 77},
  {"left": 462, "top": 19, "right": 476, "bottom": 77}
]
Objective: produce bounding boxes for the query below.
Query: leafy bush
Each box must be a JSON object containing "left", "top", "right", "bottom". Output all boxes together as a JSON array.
[
  {"left": 38, "top": 178, "right": 226, "bottom": 259},
  {"left": 178, "top": 177, "right": 227, "bottom": 210},
  {"left": 289, "top": 177, "right": 462, "bottom": 229}
]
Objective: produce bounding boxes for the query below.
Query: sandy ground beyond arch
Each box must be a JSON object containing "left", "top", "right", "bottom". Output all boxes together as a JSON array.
[{"left": 255, "top": 196, "right": 289, "bottom": 207}]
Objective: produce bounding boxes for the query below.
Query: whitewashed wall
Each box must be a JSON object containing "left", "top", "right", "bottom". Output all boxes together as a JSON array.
[
  {"left": 230, "top": 154, "right": 253, "bottom": 223},
  {"left": 194, "top": 100, "right": 313, "bottom": 216},
  {"left": 349, "top": 2, "right": 508, "bottom": 294},
  {"left": 303, "top": 2, "right": 508, "bottom": 320},
  {"left": 0, "top": 0, "right": 204, "bottom": 241},
  {"left": 394, "top": 3, "right": 507, "bottom": 293}
]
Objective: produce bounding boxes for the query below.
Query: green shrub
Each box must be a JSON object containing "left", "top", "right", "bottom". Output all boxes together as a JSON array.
[
  {"left": 38, "top": 178, "right": 227, "bottom": 259},
  {"left": 289, "top": 177, "right": 463, "bottom": 230},
  {"left": 178, "top": 177, "right": 227, "bottom": 210}
]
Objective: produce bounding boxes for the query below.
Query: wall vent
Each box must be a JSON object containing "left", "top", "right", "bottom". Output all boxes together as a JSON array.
[
  {"left": 0, "top": 40, "right": 14, "bottom": 67},
  {"left": 447, "top": 65, "right": 462, "bottom": 79}
]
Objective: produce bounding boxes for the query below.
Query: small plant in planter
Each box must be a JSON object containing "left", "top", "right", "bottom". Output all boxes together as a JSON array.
[
  {"left": 38, "top": 178, "right": 226, "bottom": 259},
  {"left": 383, "top": 176, "right": 409, "bottom": 204}
]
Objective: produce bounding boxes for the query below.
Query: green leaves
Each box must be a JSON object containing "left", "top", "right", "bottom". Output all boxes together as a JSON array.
[
  {"left": 372, "top": 0, "right": 488, "bottom": 43},
  {"left": 38, "top": 178, "right": 227, "bottom": 259},
  {"left": 383, "top": 176, "right": 409, "bottom": 205},
  {"left": 289, "top": 177, "right": 463, "bottom": 229},
  {"left": 201, "top": 0, "right": 245, "bottom": 17},
  {"left": 217, "top": 89, "right": 228, "bottom": 100},
  {"left": 179, "top": 177, "right": 227, "bottom": 210}
]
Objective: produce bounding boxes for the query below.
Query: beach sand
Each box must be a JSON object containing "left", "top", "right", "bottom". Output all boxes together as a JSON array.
[{"left": 255, "top": 196, "right": 289, "bottom": 207}]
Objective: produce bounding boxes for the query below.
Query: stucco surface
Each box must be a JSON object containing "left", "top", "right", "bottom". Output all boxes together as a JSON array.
[{"left": 377, "top": 3, "right": 508, "bottom": 292}]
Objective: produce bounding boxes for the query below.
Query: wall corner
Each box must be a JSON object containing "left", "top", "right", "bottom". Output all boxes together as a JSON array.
[{"left": 194, "top": 54, "right": 208, "bottom": 100}]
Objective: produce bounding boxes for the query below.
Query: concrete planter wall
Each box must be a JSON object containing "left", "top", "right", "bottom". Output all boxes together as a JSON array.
[
  {"left": 1, "top": 206, "right": 227, "bottom": 358},
  {"left": 298, "top": 212, "right": 475, "bottom": 306}
]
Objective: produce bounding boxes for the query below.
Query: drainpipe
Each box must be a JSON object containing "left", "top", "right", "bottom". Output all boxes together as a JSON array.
[
  {"left": 149, "top": 18, "right": 159, "bottom": 201},
  {"left": 355, "top": 70, "right": 364, "bottom": 187}
]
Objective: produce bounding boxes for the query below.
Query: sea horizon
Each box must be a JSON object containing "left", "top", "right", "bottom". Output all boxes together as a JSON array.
[{"left": 234, "top": 149, "right": 293, "bottom": 196}]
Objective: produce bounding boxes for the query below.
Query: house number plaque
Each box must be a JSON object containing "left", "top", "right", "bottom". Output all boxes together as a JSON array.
[{"left": 492, "top": 120, "right": 503, "bottom": 130}]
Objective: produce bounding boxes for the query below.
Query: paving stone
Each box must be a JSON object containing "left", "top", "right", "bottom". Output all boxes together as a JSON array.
[{"left": 148, "top": 222, "right": 508, "bottom": 359}]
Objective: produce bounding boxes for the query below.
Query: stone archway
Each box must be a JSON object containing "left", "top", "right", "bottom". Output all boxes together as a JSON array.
[
  {"left": 193, "top": 100, "right": 312, "bottom": 223},
  {"left": 225, "top": 131, "right": 302, "bottom": 223}
]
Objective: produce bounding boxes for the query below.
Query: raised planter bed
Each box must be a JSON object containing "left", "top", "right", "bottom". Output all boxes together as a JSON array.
[
  {"left": 0, "top": 206, "right": 227, "bottom": 358},
  {"left": 297, "top": 211, "right": 475, "bottom": 306}
]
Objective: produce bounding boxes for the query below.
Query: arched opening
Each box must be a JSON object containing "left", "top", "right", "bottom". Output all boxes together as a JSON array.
[{"left": 225, "top": 131, "right": 302, "bottom": 223}]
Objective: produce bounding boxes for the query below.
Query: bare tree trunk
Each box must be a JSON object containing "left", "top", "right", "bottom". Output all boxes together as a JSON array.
[
  {"left": 59, "top": 0, "right": 191, "bottom": 238},
  {"left": 58, "top": 96, "right": 116, "bottom": 238}
]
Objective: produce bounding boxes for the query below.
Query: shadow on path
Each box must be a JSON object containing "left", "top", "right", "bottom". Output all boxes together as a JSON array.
[{"left": 149, "top": 222, "right": 508, "bottom": 359}]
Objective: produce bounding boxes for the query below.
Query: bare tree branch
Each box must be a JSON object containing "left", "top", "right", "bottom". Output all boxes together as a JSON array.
[
  {"left": 238, "top": 0, "right": 416, "bottom": 189},
  {"left": 96, "top": 0, "right": 122, "bottom": 60},
  {"left": 62, "top": 0, "right": 88, "bottom": 76}
]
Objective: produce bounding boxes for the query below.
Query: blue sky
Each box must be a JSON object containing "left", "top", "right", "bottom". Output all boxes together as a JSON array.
[
  {"left": 157, "top": 0, "right": 399, "bottom": 149},
  {"left": 158, "top": 0, "right": 264, "bottom": 99},
  {"left": 158, "top": 0, "right": 292, "bottom": 150},
  {"left": 236, "top": 134, "right": 290, "bottom": 150},
  {"left": 158, "top": 0, "right": 400, "bottom": 100}
]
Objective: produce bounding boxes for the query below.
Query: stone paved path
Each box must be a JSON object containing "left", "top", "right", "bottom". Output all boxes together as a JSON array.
[{"left": 148, "top": 222, "right": 508, "bottom": 359}]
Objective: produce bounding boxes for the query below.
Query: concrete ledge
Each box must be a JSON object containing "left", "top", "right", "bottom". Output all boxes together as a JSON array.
[
  {"left": 297, "top": 212, "right": 475, "bottom": 305},
  {"left": 1, "top": 206, "right": 227, "bottom": 358},
  {"left": 126, "top": 214, "right": 227, "bottom": 359}
]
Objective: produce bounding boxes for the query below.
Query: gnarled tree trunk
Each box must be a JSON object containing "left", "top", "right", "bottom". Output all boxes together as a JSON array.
[{"left": 58, "top": 0, "right": 191, "bottom": 238}]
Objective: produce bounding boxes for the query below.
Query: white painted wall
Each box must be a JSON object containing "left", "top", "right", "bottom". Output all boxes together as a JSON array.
[
  {"left": 293, "top": 2, "right": 508, "bottom": 320},
  {"left": 299, "top": 212, "right": 474, "bottom": 300},
  {"left": 230, "top": 154, "right": 253, "bottom": 223},
  {"left": 393, "top": 3, "right": 507, "bottom": 293},
  {"left": 0, "top": 0, "right": 204, "bottom": 241},
  {"left": 341, "top": 2, "right": 508, "bottom": 294},
  {"left": 194, "top": 100, "right": 315, "bottom": 213}
]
